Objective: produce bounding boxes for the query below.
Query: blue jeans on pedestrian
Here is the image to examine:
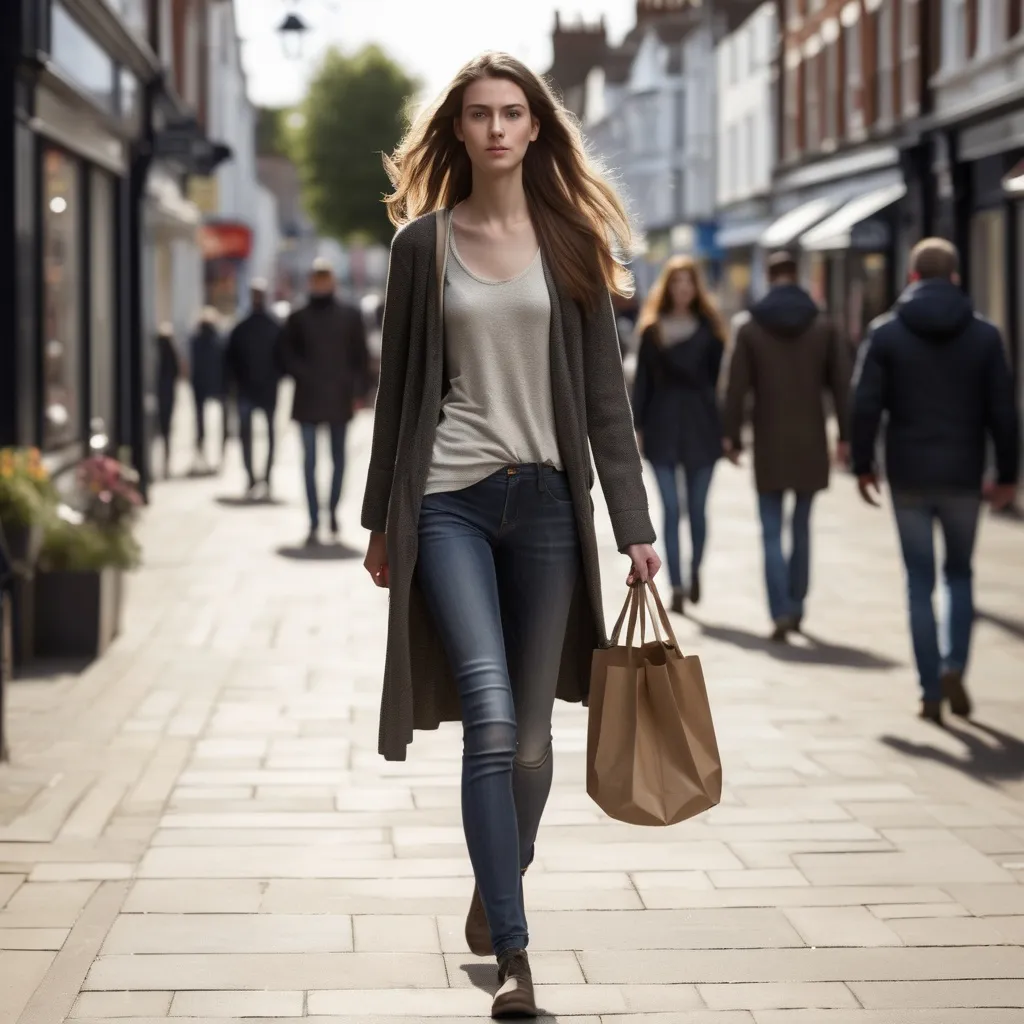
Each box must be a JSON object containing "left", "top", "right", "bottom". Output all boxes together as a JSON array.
[
  {"left": 758, "top": 491, "right": 814, "bottom": 625},
  {"left": 300, "top": 422, "right": 347, "bottom": 530},
  {"left": 651, "top": 463, "right": 714, "bottom": 590},
  {"left": 892, "top": 493, "right": 982, "bottom": 701},
  {"left": 416, "top": 465, "right": 581, "bottom": 956},
  {"left": 239, "top": 399, "right": 276, "bottom": 488}
]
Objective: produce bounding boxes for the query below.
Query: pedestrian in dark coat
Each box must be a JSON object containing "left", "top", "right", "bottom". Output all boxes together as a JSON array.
[
  {"left": 189, "top": 308, "right": 226, "bottom": 471},
  {"left": 277, "top": 259, "right": 369, "bottom": 543},
  {"left": 155, "top": 323, "right": 182, "bottom": 478},
  {"left": 722, "top": 250, "right": 850, "bottom": 640},
  {"left": 851, "top": 237, "right": 1019, "bottom": 724},
  {"left": 225, "top": 280, "right": 282, "bottom": 497},
  {"left": 633, "top": 255, "right": 725, "bottom": 613}
]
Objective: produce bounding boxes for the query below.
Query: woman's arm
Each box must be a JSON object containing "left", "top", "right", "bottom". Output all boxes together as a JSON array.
[
  {"left": 360, "top": 230, "right": 415, "bottom": 534},
  {"left": 583, "top": 294, "right": 656, "bottom": 552},
  {"left": 707, "top": 326, "right": 726, "bottom": 390},
  {"left": 631, "top": 328, "right": 655, "bottom": 431}
]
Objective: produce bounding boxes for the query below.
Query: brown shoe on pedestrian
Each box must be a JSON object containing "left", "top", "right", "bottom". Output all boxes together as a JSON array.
[
  {"left": 941, "top": 669, "right": 972, "bottom": 718},
  {"left": 465, "top": 882, "right": 491, "bottom": 957},
  {"left": 491, "top": 948, "right": 537, "bottom": 1018},
  {"left": 671, "top": 587, "right": 685, "bottom": 615},
  {"left": 920, "top": 699, "right": 943, "bottom": 725}
]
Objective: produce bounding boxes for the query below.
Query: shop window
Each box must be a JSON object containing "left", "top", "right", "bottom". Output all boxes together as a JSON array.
[
  {"left": 42, "top": 149, "right": 82, "bottom": 451},
  {"left": 90, "top": 171, "right": 117, "bottom": 438},
  {"left": 105, "top": 0, "right": 149, "bottom": 40},
  {"left": 51, "top": 4, "right": 117, "bottom": 114}
]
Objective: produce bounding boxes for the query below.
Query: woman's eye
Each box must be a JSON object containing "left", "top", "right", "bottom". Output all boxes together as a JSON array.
[{"left": 508, "top": 111, "right": 521, "bottom": 119}]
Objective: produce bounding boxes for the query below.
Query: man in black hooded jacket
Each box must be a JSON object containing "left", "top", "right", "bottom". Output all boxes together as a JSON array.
[{"left": 852, "top": 237, "right": 1019, "bottom": 724}]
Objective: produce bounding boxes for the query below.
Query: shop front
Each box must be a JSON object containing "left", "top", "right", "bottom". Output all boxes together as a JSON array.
[
  {"left": 714, "top": 198, "right": 772, "bottom": 317},
  {"left": 0, "top": 0, "right": 149, "bottom": 464}
]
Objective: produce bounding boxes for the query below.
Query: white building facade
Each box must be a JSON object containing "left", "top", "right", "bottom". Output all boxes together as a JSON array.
[
  {"left": 714, "top": 1, "right": 777, "bottom": 314},
  {"left": 202, "top": 0, "right": 280, "bottom": 320}
]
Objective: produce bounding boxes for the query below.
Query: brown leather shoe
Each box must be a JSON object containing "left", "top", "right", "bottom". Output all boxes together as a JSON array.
[
  {"left": 465, "top": 882, "right": 491, "bottom": 957},
  {"left": 941, "top": 669, "right": 972, "bottom": 717},
  {"left": 491, "top": 948, "right": 537, "bottom": 1018},
  {"left": 920, "top": 699, "right": 943, "bottom": 725}
]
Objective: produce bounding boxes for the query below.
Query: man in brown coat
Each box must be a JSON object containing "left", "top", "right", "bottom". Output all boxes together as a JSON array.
[{"left": 723, "top": 251, "right": 850, "bottom": 640}]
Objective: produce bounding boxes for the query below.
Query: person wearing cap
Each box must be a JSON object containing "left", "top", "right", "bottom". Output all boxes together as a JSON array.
[
  {"left": 225, "top": 279, "right": 284, "bottom": 498},
  {"left": 277, "top": 260, "right": 370, "bottom": 544},
  {"left": 189, "top": 307, "right": 228, "bottom": 473},
  {"left": 722, "top": 250, "right": 851, "bottom": 641}
]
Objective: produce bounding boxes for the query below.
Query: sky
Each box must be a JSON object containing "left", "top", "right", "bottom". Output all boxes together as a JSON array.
[{"left": 236, "top": 0, "right": 636, "bottom": 110}]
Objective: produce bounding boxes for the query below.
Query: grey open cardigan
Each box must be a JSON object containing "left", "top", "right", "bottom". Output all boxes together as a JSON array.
[{"left": 361, "top": 211, "right": 656, "bottom": 761}]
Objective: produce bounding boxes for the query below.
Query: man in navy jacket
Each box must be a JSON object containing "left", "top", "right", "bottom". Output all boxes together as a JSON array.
[{"left": 851, "top": 237, "right": 1019, "bottom": 724}]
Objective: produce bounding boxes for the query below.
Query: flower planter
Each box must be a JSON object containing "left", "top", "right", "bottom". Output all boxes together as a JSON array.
[{"left": 33, "top": 568, "right": 122, "bottom": 660}]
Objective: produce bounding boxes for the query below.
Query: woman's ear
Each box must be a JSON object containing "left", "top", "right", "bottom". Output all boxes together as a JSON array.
[
  {"left": 453, "top": 115, "right": 464, "bottom": 142},
  {"left": 530, "top": 117, "right": 540, "bottom": 143}
]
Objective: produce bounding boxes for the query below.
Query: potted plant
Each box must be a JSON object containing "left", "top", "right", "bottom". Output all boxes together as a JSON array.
[
  {"left": 0, "top": 447, "right": 56, "bottom": 575},
  {"left": 33, "top": 455, "right": 142, "bottom": 660}
]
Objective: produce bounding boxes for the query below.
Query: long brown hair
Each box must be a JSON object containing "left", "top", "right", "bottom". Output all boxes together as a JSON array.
[
  {"left": 383, "top": 52, "right": 633, "bottom": 308},
  {"left": 637, "top": 256, "right": 726, "bottom": 342}
]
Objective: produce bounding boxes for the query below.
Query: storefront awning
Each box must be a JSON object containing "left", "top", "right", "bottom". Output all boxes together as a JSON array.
[
  {"left": 1004, "top": 160, "right": 1024, "bottom": 193},
  {"left": 716, "top": 220, "right": 772, "bottom": 250},
  {"left": 799, "top": 183, "right": 906, "bottom": 251},
  {"left": 759, "top": 198, "right": 835, "bottom": 250}
]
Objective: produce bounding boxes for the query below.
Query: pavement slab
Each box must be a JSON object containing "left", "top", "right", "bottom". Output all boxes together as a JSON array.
[{"left": 1, "top": 403, "right": 1023, "bottom": 1019}]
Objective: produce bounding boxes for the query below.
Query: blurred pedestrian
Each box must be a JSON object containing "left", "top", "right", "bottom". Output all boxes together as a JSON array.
[
  {"left": 851, "top": 237, "right": 1019, "bottom": 724},
  {"left": 189, "top": 307, "right": 226, "bottom": 474},
  {"left": 361, "top": 53, "right": 659, "bottom": 1017},
  {"left": 155, "top": 322, "right": 183, "bottom": 479},
  {"left": 723, "top": 250, "right": 850, "bottom": 642},
  {"left": 278, "top": 259, "right": 369, "bottom": 545},
  {"left": 225, "top": 279, "right": 283, "bottom": 499},
  {"left": 633, "top": 256, "right": 725, "bottom": 614}
]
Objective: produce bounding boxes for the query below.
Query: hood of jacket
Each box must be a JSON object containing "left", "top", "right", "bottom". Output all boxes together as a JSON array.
[
  {"left": 749, "top": 284, "right": 820, "bottom": 338},
  {"left": 895, "top": 278, "right": 975, "bottom": 342}
]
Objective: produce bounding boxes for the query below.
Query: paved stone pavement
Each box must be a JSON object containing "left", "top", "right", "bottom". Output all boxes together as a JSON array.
[{"left": 2, "top": 389, "right": 1024, "bottom": 1024}]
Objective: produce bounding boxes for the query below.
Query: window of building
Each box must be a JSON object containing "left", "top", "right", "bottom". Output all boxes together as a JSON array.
[
  {"left": 845, "top": 19, "right": 864, "bottom": 137},
  {"left": 51, "top": 3, "right": 117, "bottom": 114},
  {"left": 942, "top": 0, "right": 968, "bottom": 69},
  {"left": 1011, "top": 0, "right": 1022, "bottom": 37},
  {"left": 42, "top": 148, "right": 82, "bottom": 451},
  {"left": 900, "top": 0, "right": 920, "bottom": 115},
  {"left": 876, "top": 1, "right": 895, "bottom": 124},
  {"left": 89, "top": 171, "right": 116, "bottom": 437},
  {"left": 785, "top": 59, "right": 800, "bottom": 160},
  {"left": 825, "top": 42, "right": 839, "bottom": 142},
  {"left": 976, "top": 0, "right": 1006, "bottom": 55},
  {"left": 805, "top": 53, "right": 821, "bottom": 152}
]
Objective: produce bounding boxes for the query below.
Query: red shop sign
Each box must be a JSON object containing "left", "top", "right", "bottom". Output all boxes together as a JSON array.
[{"left": 199, "top": 222, "right": 253, "bottom": 260}]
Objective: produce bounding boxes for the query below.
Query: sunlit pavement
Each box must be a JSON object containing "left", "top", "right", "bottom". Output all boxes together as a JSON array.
[{"left": 2, "top": 383, "right": 1024, "bottom": 1023}]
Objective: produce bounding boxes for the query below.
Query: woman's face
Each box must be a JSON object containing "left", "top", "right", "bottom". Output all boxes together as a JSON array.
[
  {"left": 668, "top": 270, "right": 696, "bottom": 313},
  {"left": 455, "top": 77, "right": 539, "bottom": 175}
]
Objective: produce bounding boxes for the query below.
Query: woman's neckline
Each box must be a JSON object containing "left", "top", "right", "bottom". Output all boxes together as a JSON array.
[{"left": 448, "top": 210, "right": 541, "bottom": 286}]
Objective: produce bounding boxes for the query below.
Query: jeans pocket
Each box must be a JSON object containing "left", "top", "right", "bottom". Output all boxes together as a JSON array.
[{"left": 543, "top": 473, "right": 575, "bottom": 504}]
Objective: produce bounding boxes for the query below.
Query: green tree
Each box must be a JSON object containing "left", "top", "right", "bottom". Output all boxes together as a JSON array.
[
  {"left": 255, "top": 106, "right": 290, "bottom": 158},
  {"left": 296, "top": 45, "right": 418, "bottom": 245}
]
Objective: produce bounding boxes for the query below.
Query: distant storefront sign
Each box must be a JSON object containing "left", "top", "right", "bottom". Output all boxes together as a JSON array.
[{"left": 198, "top": 222, "right": 252, "bottom": 261}]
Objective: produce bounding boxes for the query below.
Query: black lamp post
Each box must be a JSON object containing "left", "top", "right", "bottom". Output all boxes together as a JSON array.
[{"left": 277, "top": 11, "right": 310, "bottom": 59}]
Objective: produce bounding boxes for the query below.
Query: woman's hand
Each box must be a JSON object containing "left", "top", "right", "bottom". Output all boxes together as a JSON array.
[
  {"left": 364, "top": 531, "right": 390, "bottom": 588},
  {"left": 625, "top": 543, "right": 661, "bottom": 585}
]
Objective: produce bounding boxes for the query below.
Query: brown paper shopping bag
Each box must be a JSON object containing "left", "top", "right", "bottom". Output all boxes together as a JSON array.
[{"left": 587, "top": 580, "right": 722, "bottom": 826}]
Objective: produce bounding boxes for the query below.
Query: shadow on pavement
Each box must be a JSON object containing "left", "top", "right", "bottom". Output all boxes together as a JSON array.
[
  {"left": 9, "top": 657, "right": 93, "bottom": 682},
  {"left": 275, "top": 542, "right": 361, "bottom": 561},
  {"left": 214, "top": 495, "right": 287, "bottom": 509},
  {"left": 457, "top": 963, "right": 559, "bottom": 1020},
  {"left": 693, "top": 619, "right": 901, "bottom": 670},
  {"left": 977, "top": 608, "right": 1024, "bottom": 643},
  {"left": 880, "top": 720, "right": 1024, "bottom": 783}
]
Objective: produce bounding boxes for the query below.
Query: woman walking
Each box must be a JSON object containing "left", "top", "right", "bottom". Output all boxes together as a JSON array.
[
  {"left": 633, "top": 257, "right": 726, "bottom": 615},
  {"left": 361, "top": 52, "right": 659, "bottom": 1019}
]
